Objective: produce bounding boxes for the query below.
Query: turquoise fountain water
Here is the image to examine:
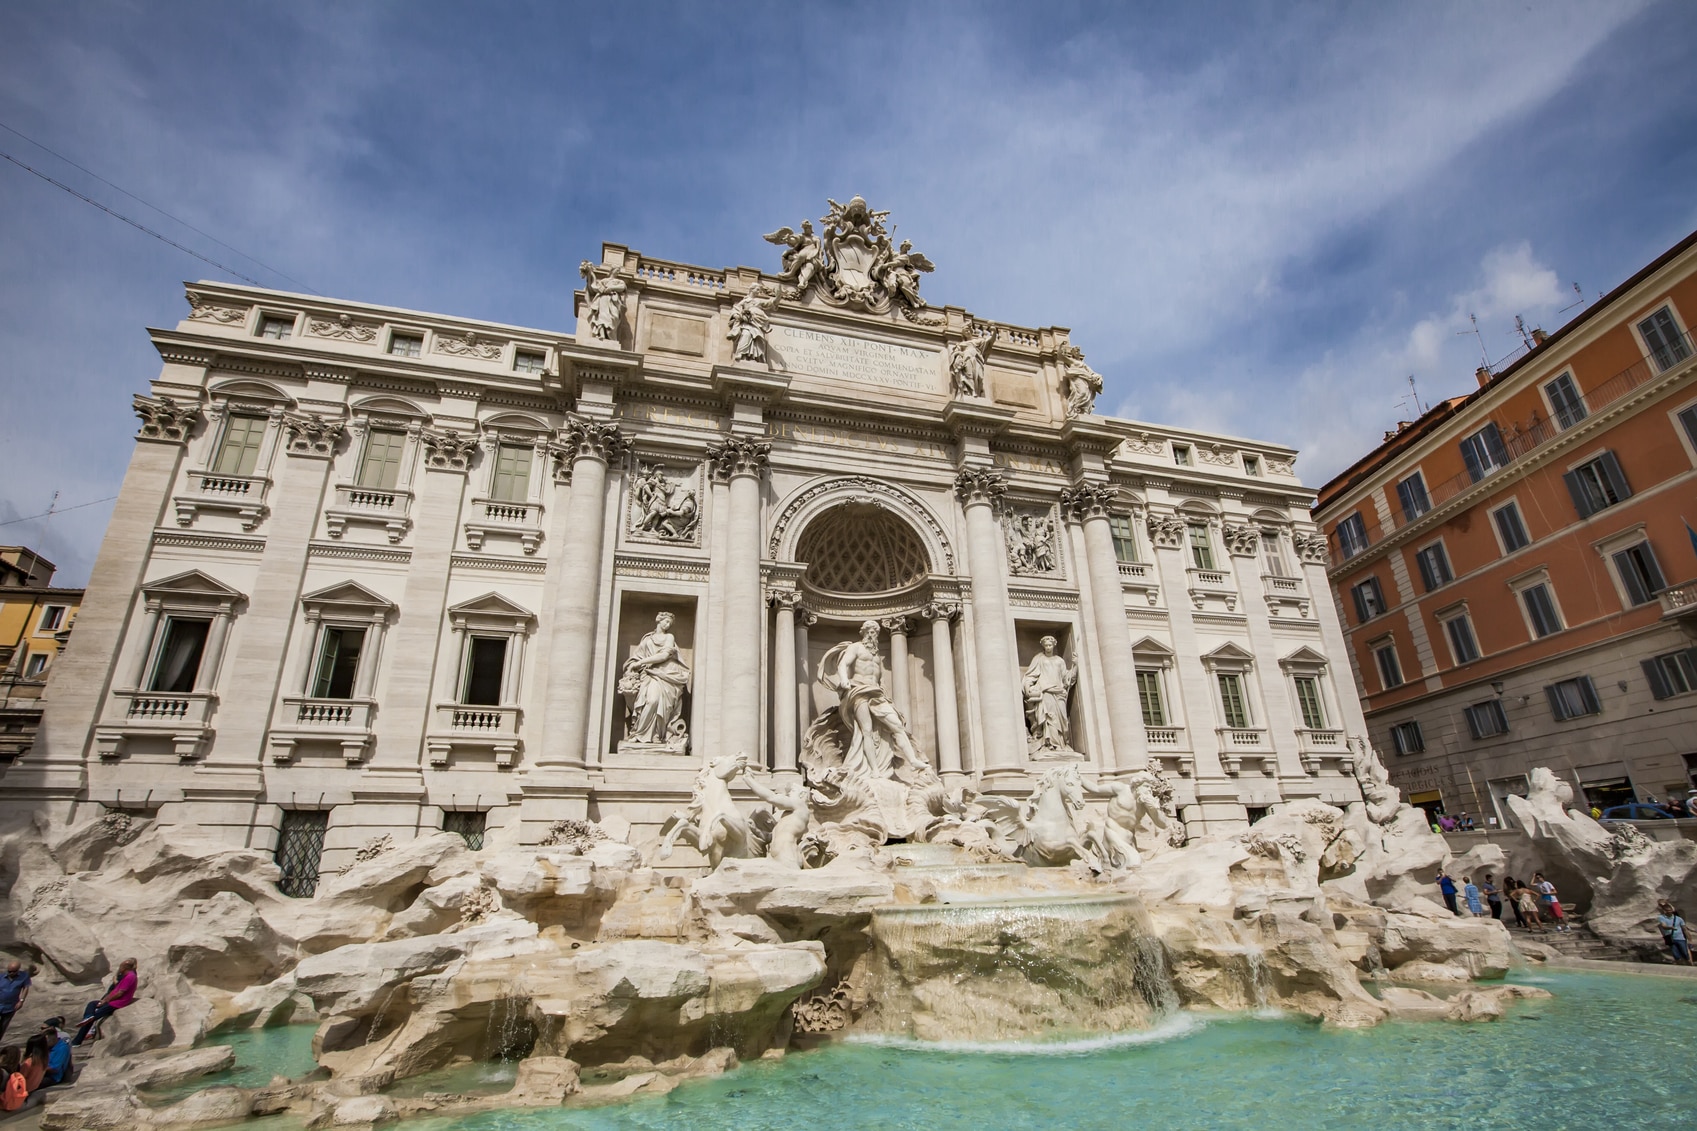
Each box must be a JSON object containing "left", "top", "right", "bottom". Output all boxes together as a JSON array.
[{"left": 375, "top": 970, "right": 1688, "bottom": 1130}]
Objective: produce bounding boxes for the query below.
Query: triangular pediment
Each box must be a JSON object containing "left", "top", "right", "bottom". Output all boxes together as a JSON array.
[
  {"left": 1130, "top": 635, "right": 1176, "bottom": 658},
  {"left": 1201, "top": 640, "right": 1255, "bottom": 664},
  {"left": 142, "top": 570, "right": 245, "bottom": 599},
  {"left": 1279, "top": 645, "right": 1330, "bottom": 669},
  {"left": 300, "top": 580, "right": 395, "bottom": 611},
  {"left": 448, "top": 592, "right": 536, "bottom": 620}
]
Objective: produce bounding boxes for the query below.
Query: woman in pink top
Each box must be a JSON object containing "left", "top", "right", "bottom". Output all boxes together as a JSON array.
[{"left": 70, "top": 957, "right": 138, "bottom": 1046}]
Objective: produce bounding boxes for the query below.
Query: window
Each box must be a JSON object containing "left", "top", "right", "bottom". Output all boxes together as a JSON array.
[
  {"left": 1459, "top": 423, "right": 1509, "bottom": 483},
  {"left": 389, "top": 334, "right": 423, "bottom": 358},
  {"left": 275, "top": 809, "right": 329, "bottom": 898},
  {"left": 1374, "top": 643, "right": 1403, "bottom": 690},
  {"left": 1390, "top": 721, "right": 1425, "bottom": 755},
  {"left": 514, "top": 350, "right": 547, "bottom": 374},
  {"left": 1563, "top": 451, "right": 1631, "bottom": 518},
  {"left": 1520, "top": 583, "right": 1563, "bottom": 638},
  {"left": 1492, "top": 502, "right": 1530, "bottom": 554},
  {"left": 1173, "top": 444, "right": 1191, "bottom": 466},
  {"left": 1679, "top": 403, "right": 1697, "bottom": 451},
  {"left": 1109, "top": 514, "right": 1139, "bottom": 563},
  {"left": 258, "top": 314, "right": 294, "bottom": 340},
  {"left": 38, "top": 605, "right": 65, "bottom": 632},
  {"left": 1243, "top": 455, "right": 1260, "bottom": 476},
  {"left": 1545, "top": 676, "right": 1600, "bottom": 721},
  {"left": 462, "top": 636, "right": 508, "bottom": 705},
  {"left": 1544, "top": 372, "right": 1587, "bottom": 430},
  {"left": 1638, "top": 305, "right": 1691, "bottom": 372},
  {"left": 1335, "top": 513, "right": 1369, "bottom": 559},
  {"left": 1187, "top": 523, "right": 1214, "bottom": 570},
  {"left": 1350, "top": 577, "right": 1386, "bottom": 623},
  {"left": 490, "top": 443, "right": 532, "bottom": 503},
  {"left": 1136, "top": 670, "right": 1167, "bottom": 726},
  {"left": 1415, "top": 543, "right": 1453, "bottom": 592},
  {"left": 1261, "top": 532, "right": 1287, "bottom": 577},
  {"left": 443, "top": 810, "right": 486, "bottom": 850},
  {"left": 1443, "top": 614, "right": 1480, "bottom": 665},
  {"left": 310, "top": 626, "right": 366, "bottom": 699},
  {"left": 358, "top": 429, "right": 407, "bottom": 490},
  {"left": 1217, "top": 673, "right": 1250, "bottom": 728},
  {"left": 1612, "top": 542, "right": 1666, "bottom": 606},
  {"left": 24, "top": 653, "right": 48, "bottom": 678},
  {"left": 149, "top": 618, "right": 210, "bottom": 693},
  {"left": 1396, "top": 472, "right": 1431, "bottom": 523},
  {"left": 212, "top": 413, "right": 268, "bottom": 477},
  {"left": 1293, "top": 676, "right": 1326, "bottom": 729},
  {"left": 1464, "top": 699, "right": 1509, "bottom": 739},
  {"left": 1643, "top": 648, "right": 1697, "bottom": 700}
]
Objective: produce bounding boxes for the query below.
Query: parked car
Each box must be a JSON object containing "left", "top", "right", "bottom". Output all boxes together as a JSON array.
[{"left": 1598, "top": 804, "right": 1677, "bottom": 821}]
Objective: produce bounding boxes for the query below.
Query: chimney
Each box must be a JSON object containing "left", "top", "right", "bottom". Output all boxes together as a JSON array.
[
  {"left": 1531, "top": 327, "right": 1548, "bottom": 346},
  {"left": 1475, "top": 365, "right": 1493, "bottom": 388}
]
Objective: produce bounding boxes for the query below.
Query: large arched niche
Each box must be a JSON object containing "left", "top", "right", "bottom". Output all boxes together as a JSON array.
[
  {"left": 768, "top": 476, "right": 955, "bottom": 578},
  {"left": 794, "top": 502, "right": 931, "bottom": 596}
]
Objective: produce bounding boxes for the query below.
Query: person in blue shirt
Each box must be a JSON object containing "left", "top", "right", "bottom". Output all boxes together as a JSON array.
[
  {"left": 0, "top": 961, "right": 30, "bottom": 1041},
  {"left": 1463, "top": 876, "right": 1485, "bottom": 916},
  {"left": 1435, "top": 871, "right": 1459, "bottom": 915},
  {"left": 41, "top": 1025, "right": 72, "bottom": 1087}
]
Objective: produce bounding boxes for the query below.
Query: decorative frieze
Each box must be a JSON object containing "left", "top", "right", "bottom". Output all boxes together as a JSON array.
[
  {"left": 433, "top": 330, "right": 505, "bottom": 360},
  {"left": 1199, "top": 444, "right": 1238, "bottom": 467},
  {"left": 421, "top": 427, "right": 480, "bottom": 472},
  {"left": 134, "top": 394, "right": 201, "bottom": 443},
  {"left": 705, "top": 436, "right": 771, "bottom": 481},
  {"left": 283, "top": 412, "right": 346, "bottom": 457},
  {"left": 1121, "top": 432, "right": 1166, "bottom": 457},
  {"left": 613, "top": 550, "right": 712, "bottom": 581},
  {"left": 306, "top": 313, "right": 381, "bottom": 343}
]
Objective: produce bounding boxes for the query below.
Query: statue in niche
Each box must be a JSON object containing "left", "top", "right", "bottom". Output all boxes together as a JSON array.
[
  {"left": 726, "top": 283, "right": 783, "bottom": 365},
  {"left": 617, "top": 612, "right": 691, "bottom": 752},
  {"left": 630, "top": 463, "right": 699, "bottom": 541},
  {"left": 946, "top": 327, "right": 998, "bottom": 398},
  {"left": 822, "top": 619, "right": 928, "bottom": 780},
  {"left": 740, "top": 769, "right": 812, "bottom": 868},
  {"left": 579, "top": 260, "right": 628, "bottom": 342},
  {"left": 762, "top": 220, "right": 823, "bottom": 293},
  {"left": 1061, "top": 343, "right": 1103, "bottom": 417},
  {"left": 1005, "top": 511, "right": 1056, "bottom": 574},
  {"left": 1022, "top": 636, "right": 1077, "bottom": 756}
]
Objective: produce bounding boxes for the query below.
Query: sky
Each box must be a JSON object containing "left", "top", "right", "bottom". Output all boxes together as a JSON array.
[{"left": 2, "top": 1, "right": 1695, "bottom": 586}]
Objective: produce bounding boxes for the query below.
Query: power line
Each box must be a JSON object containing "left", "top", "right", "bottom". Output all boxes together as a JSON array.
[
  {"left": 0, "top": 495, "right": 119, "bottom": 527},
  {"left": 0, "top": 145, "right": 270, "bottom": 287},
  {"left": 0, "top": 120, "right": 317, "bottom": 294}
]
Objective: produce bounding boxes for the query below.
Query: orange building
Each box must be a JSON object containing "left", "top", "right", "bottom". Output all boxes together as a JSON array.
[
  {"left": 1315, "top": 231, "right": 1697, "bottom": 824},
  {"left": 0, "top": 547, "right": 82, "bottom": 765}
]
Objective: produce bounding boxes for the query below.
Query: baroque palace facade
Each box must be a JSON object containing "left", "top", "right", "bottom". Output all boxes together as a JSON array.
[{"left": 10, "top": 199, "right": 1369, "bottom": 875}]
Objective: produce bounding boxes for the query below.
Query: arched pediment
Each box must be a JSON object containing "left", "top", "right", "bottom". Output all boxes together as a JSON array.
[
  {"left": 481, "top": 411, "right": 552, "bottom": 435},
  {"left": 209, "top": 378, "right": 294, "bottom": 407},
  {"left": 351, "top": 395, "right": 430, "bottom": 422}
]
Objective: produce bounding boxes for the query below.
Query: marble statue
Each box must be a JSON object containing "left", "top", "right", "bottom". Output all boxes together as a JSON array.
[
  {"left": 658, "top": 751, "right": 764, "bottom": 868},
  {"left": 629, "top": 463, "right": 699, "bottom": 541},
  {"left": 727, "top": 283, "right": 783, "bottom": 364},
  {"left": 981, "top": 764, "right": 1101, "bottom": 870},
  {"left": 617, "top": 612, "right": 691, "bottom": 751},
  {"left": 1021, "top": 636, "right": 1076, "bottom": 755},
  {"left": 946, "top": 328, "right": 998, "bottom": 398},
  {"left": 762, "top": 220, "right": 823, "bottom": 293},
  {"left": 740, "top": 770, "right": 812, "bottom": 868},
  {"left": 1005, "top": 511, "right": 1056, "bottom": 574},
  {"left": 579, "top": 261, "right": 628, "bottom": 342},
  {"left": 872, "top": 239, "right": 935, "bottom": 309},
  {"left": 1061, "top": 343, "right": 1103, "bottom": 417},
  {"left": 1351, "top": 738, "right": 1403, "bottom": 826},
  {"left": 821, "top": 619, "right": 927, "bottom": 780},
  {"left": 1087, "top": 768, "right": 1184, "bottom": 870},
  {"left": 766, "top": 197, "right": 934, "bottom": 314}
]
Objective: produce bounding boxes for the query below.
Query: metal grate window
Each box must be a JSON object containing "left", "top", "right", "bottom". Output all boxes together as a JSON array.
[
  {"left": 443, "top": 810, "right": 486, "bottom": 850},
  {"left": 275, "top": 810, "right": 329, "bottom": 897}
]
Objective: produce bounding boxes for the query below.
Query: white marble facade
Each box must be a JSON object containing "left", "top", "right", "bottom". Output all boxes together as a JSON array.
[{"left": 11, "top": 199, "right": 1369, "bottom": 870}]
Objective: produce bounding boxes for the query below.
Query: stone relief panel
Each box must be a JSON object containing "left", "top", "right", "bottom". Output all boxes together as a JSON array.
[
  {"left": 1003, "top": 504, "right": 1063, "bottom": 577},
  {"left": 185, "top": 290, "right": 249, "bottom": 325},
  {"left": 433, "top": 331, "right": 505, "bottom": 361},
  {"left": 626, "top": 461, "right": 703, "bottom": 547},
  {"left": 306, "top": 313, "right": 380, "bottom": 343}
]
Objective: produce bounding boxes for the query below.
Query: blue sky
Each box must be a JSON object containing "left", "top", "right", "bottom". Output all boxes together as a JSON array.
[{"left": 3, "top": 1, "right": 1694, "bottom": 585}]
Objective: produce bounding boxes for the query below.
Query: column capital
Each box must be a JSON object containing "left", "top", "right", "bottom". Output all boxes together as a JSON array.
[
  {"left": 920, "top": 600, "right": 961, "bottom": 622},
  {"left": 706, "top": 436, "right": 771, "bottom": 481},
  {"left": 1145, "top": 509, "right": 1186, "bottom": 549},
  {"left": 282, "top": 411, "right": 347, "bottom": 459},
  {"left": 558, "top": 414, "right": 630, "bottom": 465},
  {"left": 767, "top": 589, "right": 805, "bottom": 611},
  {"left": 1292, "top": 530, "right": 1330, "bottom": 566},
  {"left": 420, "top": 426, "right": 479, "bottom": 472},
  {"left": 879, "top": 615, "right": 912, "bottom": 635},
  {"left": 953, "top": 466, "right": 1008, "bottom": 508},
  {"left": 1059, "top": 480, "right": 1118, "bottom": 521},
  {"left": 1220, "top": 521, "right": 1261, "bottom": 558},
  {"left": 133, "top": 394, "right": 201, "bottom": 444}
]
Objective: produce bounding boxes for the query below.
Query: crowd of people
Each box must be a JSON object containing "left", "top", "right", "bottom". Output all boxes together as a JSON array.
[
  {"left": 1435, "top": 870, "right": 1570, "bottom": 931},
  {"left": 0, "top": 957, "right": 139, "bottom": 1115}
]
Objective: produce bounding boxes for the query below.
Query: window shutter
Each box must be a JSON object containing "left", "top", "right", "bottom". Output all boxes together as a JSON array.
[
  {"left": 1460, "top": 439, "right": 1485, "bottom": 483},
  {"left": 1464, "top": 706, "right": 1483, "bottom": 739},
  {"left": 1544, "top": 685, "right": 1567, "bottom": 721},
  {"left": 1562, "top": 469, "right": 1595, "bottom": 518},
  {"left": 1578, "top": 676, "right": 1600, "bottom": 714},
  {"left": 1352, "top": 585, "right": 1369, "bottom": 623},
  {"left": 1641, "top": 545, "right": 1667, "bottom": 593},
  {"left": 1483, "top": 423, "right": 1509, "bottom": 467},
  {"left": 1642, "top": 658, "right": 1674, "bottom": 700},
  {"left": 1416, "top": 552, "right": 1435, "bottom": 592},
  {"left": 1679, "top": 405, "right": 1697, "bottom": 450},
  {"left": 1597, "top": 451, "right": 1632, "bottom": 503}
]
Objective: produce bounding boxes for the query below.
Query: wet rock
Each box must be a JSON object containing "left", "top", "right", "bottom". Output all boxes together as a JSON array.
[
  {"left": 98, "top": 996, "right": 173, "bottom": 1055},
  {"left": 506, "top": 1055, "right": 581, "bottom": 1105},
  {"left": 1377, "top": 986, "right": 1450, "bottom": 1020},
  {"left": 690, "top": 857, "right": 897, "bottom": 940},
  {"left": 151, "top": 1085, "right": 252, "bottom": 1126},
  {"left": 1389, "top": 960, "right": 1473, "bottom": 982},
  {"left": 330, "top": 1095, "right": 399, "bottom": 1125},
  {"left": 78, "top": 1042, "right": 235, "bottom": 1090},
  {"left": 38, "top": 1082, "right": 152, "bottom": 1130},
  {"left": 166, "top": 890, "right": 287, "bottom": 991}
]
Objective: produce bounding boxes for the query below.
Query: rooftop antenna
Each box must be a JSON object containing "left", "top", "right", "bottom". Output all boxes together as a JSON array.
[
  {"left": 1557, "top": 281, "right": 1585, "bottom": 315},
  {"left": 1407, "top": 374, "right": 1427, "bottom": 415},
  {"left": 1514, "top": 315, "right": 1535, "bottom": 351},
  {"left": 1458, "top": 312, "right": 1490, "bottom": 370}
]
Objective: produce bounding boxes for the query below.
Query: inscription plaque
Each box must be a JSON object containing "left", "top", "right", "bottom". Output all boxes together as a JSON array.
[{"left": 772, "top": 325, "right": 941, "bottom": 392}]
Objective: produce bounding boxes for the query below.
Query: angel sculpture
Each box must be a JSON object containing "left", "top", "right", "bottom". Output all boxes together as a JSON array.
[
  {"left": 872, "top": 238, "right": 935, "bottom": 309},
  {"left": 762, "top": 220, "right": 823, "bottom": 294},
  {"left": 579, "top": 260, "right": 628, "bottom": 343},
  {"left": 1061, "top": 344, "right": 1104, "bottom": 417},
  {"left": 946, "top": 327, "right": 998, "bottom": 398},
  {"left": 727, "top": 283, "right": 783, "bottom": 364}
]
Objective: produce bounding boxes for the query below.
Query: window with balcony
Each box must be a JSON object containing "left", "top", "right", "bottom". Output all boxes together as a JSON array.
[
  {"left": 1187, "top": 523, "right": 1214, "bottom": 571},
  {"left": 1261, "top": 532, "right": 1287, "bottom": 577},
  {"left": 1136, "top": 669, "right": 1167, "bottom": 727},
  {"left": 1216, "top": 673, "right": 1250, "bottom": 728},
  {"left": 1638, "top": 305, "right": 1691, "bottom": 372},
  {"left": 310, "top": 626, "right": 366, "bottom": 700},
  {"left": 489, "top": 443, "right": 533, "bottom": 503},
  {"left": 1373, "top": 642, "right": 1403, "bottom": 690},
  {"left": 357, "top": 428, "right": 408, "bottom": 490},
  {"left": 258, "top": 314, "right": 294, "bottom": 340},
  {"left": 149, "top": 617, "right": 210, "bottom": 693},
  {"left": 38, "top": 605, "right": 65, "bottom": 632},
  {"left": 1520, "top": 583, "right": 1563, "bottom": 638},
  {"left": 1643, "top": 647, "right": 1697, "bottom": 700},
  {"left": 1491, "top": 501, "right": 1529, "bottom": 554},
  {"left": 462, "top": 636, "right": 508, "bottom": 705},
  {"left": 1464, "top": 699, "right": 1509, "bottom": 739},
  {"left": 1109, "top": 514, "right": 1139, "bottom": 563},
  {"left": 1612, "top": 541, "right": 1666, "bottom": 606},
  {"left": 1563, "top": 451, "right": 1631, "bottom": 518},
  {"left": 1389, "top": 720, "right": 1425, "bottom": 755},
  {"left": 212, "top": 413, "right": 268, "bottom": 477},
  {"left": 514, "top": 350, "right": 547, "bottom": 374},
  {"left": 1396, "top": 472, "right": 1431, "bottom": 523},
  {"left": 1544, "top": 372, "right": 1587, "bottom": 430},
  {"left": 443, "top": 809, "right": 486, "bottom": 849},
  {"left": 1459, "top": 423, "right": 1509, "bottom": 483},
  {"left": 1442, "top": 613, "right": 1480, "bottom": 665},
  {"left": 1545, "top": 676, "right": 1600, "bottom": 722},
  {"left": 1415, "top": 543, "right": 1453, "bottom": 592},
  {"left": 388, "top": 334, "right": 423, "bottom": 358},
  {"left": 1351, "top": 577, "right": 1386, "bottom": 623},
  {"left": 1293, "top": 676, "right": 1325, "bottom": 729},
  {"left": 1335, "top": 512, "right": 1369, "bottom": 559}
]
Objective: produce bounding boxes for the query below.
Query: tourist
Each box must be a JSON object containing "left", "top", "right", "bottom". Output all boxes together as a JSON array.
[
  {"left": 1590, "top": 805, "right": 1603, "bottom": 819},
  {"left": 0, "top": 960, "right": 29, "bottom": 1041},
  {"left": 0, "top": 1045, "right": 25, "bottom": 1112},
  {"left": 1502, "top": 876, "right": 1527, "bottom": 928},
  {"left": 1435, "top": 871, "right": 1460, "bottom": 915},
  {"left": 71, "top": 956, "right": 138, "bottom": 1046},
  {"left": 1511, "top": 882, "right": 1545, "bottom": 932},
  {"left": 1438, "top": 814, "right": 1457, "bottom": 833},
  {"left": 17, "top": 1035, "right": 46, "bottom": 1094},
  {"left": 1463, "top": 876, "right": 1484, "bottom": 916},
  {"left": 1656, "top": 901, "right": 1692, "bottom": 965},
  {"left": 39, "top": 1027, "right": 70, "bottom": 1088},
  {"left": 1533, "top": 873, "right": 1568, "bottom": 932},
  {"left": 1481, "top": 875, "right": 1503, "bottom": 920}
]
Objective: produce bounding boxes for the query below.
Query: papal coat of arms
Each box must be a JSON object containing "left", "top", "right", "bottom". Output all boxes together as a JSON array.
[{"left": 763, "top": 196, "right": 938, "bottom": 319}]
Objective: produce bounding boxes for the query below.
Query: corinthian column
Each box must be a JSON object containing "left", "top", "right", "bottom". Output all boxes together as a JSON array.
[
  {"left": 709, "top": 436, "right": 770, "bottom": 759},
  {"left": 1061, "top": 481, "right": 1148, "bottom": 772},
  {"left": 922, "top": 601, "right": 963, "bottom": 779},
  {"left": 540, "top": 416, "right": 628, "bottom": 768},
  {"left": 954, "top": 467, "right": 1021, "bottom": 774}
]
